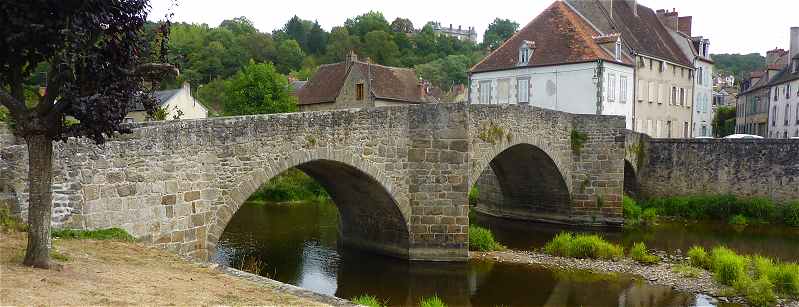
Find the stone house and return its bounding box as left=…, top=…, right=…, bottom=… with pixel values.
left=667, top=25, right=714, bottom=137
left=566, top=0, right=697, bottom=138
left=736, top=46, right=792, bottom=137
left=766, top=27, right=799, bottom=139
left=126, top=82, right=208, bottom=122
left=469, top=1, right=636, bottom=129
left=296, top=52, right=438, bottom=112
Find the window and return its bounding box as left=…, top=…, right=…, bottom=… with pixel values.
left=796, top=103, right=799, bottom=124
left=517, top=78, right=529, bottom=103
left=518, top=40, right=534, bottom=65
left=479, top=81, right=492, bottom=104
left=655, top=120, right=661, bottom=137
left=666, top=121, right=672, bottom=138
left=659, top=61, right=664, bottom=72
left=701, top=125, right=708, bottom=137
left=787, top=104, right=791, bottom=126
left=772, top=106, right=777, bottom=126
left=620, top=76, right=628, bottom=103
left=607, top=74, right=616, bottom=102
left=497, top=79, right=510, bottom=104
left=647, top=119, right=653, bottom=135
left=774, top=87, right=779, bottom=101
left=698, top=67, right=703, bottom=85
left=356, top=83, right=364, bottom=100
left=648, top=81, right=656, bottom=103
left=648, top=59, right=653, bottom=70
left=614, top=40, right=622, bottom=60
left=787, top=83, right=792, bottom=99
left=637, top=80, right=646, bottom=102
left=680, top=88, right=685, bottom=106
left=683, top=122, right=689, bottom=138
left=671, top=87, right=677, bottom=105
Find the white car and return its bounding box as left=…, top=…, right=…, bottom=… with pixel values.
left=694, top=136, right=714, bottom=139
left=723, top=134, right=764, bottom=139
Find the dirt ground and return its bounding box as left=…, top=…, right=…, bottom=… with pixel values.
left=0, top=231, right=327, bottom=306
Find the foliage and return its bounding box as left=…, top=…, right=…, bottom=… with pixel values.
left=687, top=246, right=709, bottom=268
left=50, top=250, right=70, bottom=262
left=570, top=130, right=588, bottom=155
left=629, top=242, right=660, bottom=264
left=783, top=201, right=799, bottom=227
left=152, top=107, right=169, bottom=121
left=362, top=31, right=401, bottom=66
left=672, top=264, right=703, bottom=278
left=468, top=225, right=504, bottom=252
left=468, top=186, right=479, bottom=206
left=250, top=168, right=329, bottom=203
left=478, top=121, right=505, bottom=144
left=712, top=106, right=736, bottom=138
left=196, top=78, right=227, bottom=115
left=351, top=295, right=385, bottom=307
left=483, top=18, right=519, bottom=50
left=623, top=195, right=642, bottom=224
left=275, top=39, right=306, bottom=74
left=543, top=232, right=623, bottom=261
left=51, top=228, right=136, bottom=241
left=729, top=214, right=748, bottom=226
left=419, top=295, right=447, bottom=307
left=415, top=55, right=474, bottom=91
left=0, top=106, right=8, bottom=122
left=390, top=18, right=415, bottom=33
left=637, top=195, right=799, bottom=225
left=237, top=255, right=264, bottom=276
left=640, top=208, right=658, bottom=226
left=710, top=246, right=748, bottom=285
left=221, top=61, right=297, bottom=116
left=711, top=53, right=766, bottom=83
left=0, top=206, right=27, bottom=232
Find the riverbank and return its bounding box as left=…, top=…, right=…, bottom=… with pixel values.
left=0, top=231, right=335, bottom=306
left=471, top=249, right=799, bottom=307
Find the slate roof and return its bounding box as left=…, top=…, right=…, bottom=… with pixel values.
left=740, top=70, right=772, bottom=95
left=297, top=60, right=435, bottom=105
left=564, top=0, right=693, bottom=67
left=290, top=80, right=307, bottom=92
left=471, top=1, right=633, bottom=73
left=766, top=65, right=799, bottom=87
left=129, top=89, right=179, bottom=111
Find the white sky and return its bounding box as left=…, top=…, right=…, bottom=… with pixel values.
left=148, top=0, right=797, bottom=55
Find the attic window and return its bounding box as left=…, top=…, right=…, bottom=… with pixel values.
left=518, top=40, right=535, bottom=66
left=614, top=40, right=622, bottom=61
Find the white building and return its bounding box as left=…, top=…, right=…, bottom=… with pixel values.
left=468, top=1, right=635, bottom=128
left=690, top=38, right=714, bottom=137
left=126, top=82, right=208, bottom=122
left=767, top=28, right=799, bottom=139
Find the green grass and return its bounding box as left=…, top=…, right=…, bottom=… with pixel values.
left=0, top=206, right=27, bottom=232
left=638, top=195, right=799, bottom=226
left=468, top=186, right=479, bottom=205
left=468, top=225, right=504, bottom=252
left=687, top=246, right=709, bottom=268
left=629, top=242, right=659, bottom=264
left=710, top=246, right=748, bottom=285
left=249, top=168, right=330, bottom=203
left=543, top=232, right=623, bottom=261
left=729, top=214, right=748, bottom=226
left=672, top=264, right=703, bottom=278
left=351, top=294, right=385, bottom=307
left=623, top=195, right=641, bottom=223
left=51, top=228, right=135, bottom=241
left=783, top=201, right=799, bottom=227
left=419, top=295, right=447, bottom=307
left=50, top=250, right=70, bottom=262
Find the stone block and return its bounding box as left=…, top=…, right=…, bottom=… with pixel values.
left=161, top=195, right=176, bottom=206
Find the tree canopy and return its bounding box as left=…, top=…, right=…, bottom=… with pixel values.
left=711, top=53, right=766, bottom=83
left=222, top=61, right=297, bottom=116
left=483, top=18, right=519, bottom=50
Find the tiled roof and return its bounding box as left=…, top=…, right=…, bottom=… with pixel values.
left=565, top=0, right=693, bottom=67
left=470, top=1, right=631, bottom=73
left=297, top=59, right=434, bottom=105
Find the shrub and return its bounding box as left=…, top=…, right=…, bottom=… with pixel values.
left=623, top=195, right=641, bottom=222
left=468, top=225, right=504, bottom=252
left=351, top=295, right=385, bottom=307
left=639, top=195, right=796, bottom=225
left=51, top=228, right=135, bottom=241
left=543, top=232, right=623, bottom=260
left=710, top=246, right=748, bottom=286
left=729, top=214, right=748, bottom=226
left=687, top=246, right=709, bottom=268
left=735, top=276, right=777, bottom=307
left=419, top=295, right=447, bottom=307
left=754, top=256, right=799, bottom=297
left=783, top=201, right=799, bottom=227
left=629, top=242, right=659, bottom=264
left=570, top=130, right=589, bottom=155
left=640, top=208, right=658, bottom=226
left=468, top=186, right=479, bottom=205
left=251, top=168, right=329, bottom=203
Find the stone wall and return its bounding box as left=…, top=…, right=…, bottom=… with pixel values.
left=636, top=138, right=799, bottom=203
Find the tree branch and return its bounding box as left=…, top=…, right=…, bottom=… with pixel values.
left=0, top=87, right=27, bottom=116
left=38, top=58, right=66, bottom=116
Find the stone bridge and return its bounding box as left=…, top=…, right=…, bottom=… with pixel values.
left=0, top=103, right=626, bottom=261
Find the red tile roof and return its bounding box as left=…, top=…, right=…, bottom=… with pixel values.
left=470, top=1, right=632, bottom=73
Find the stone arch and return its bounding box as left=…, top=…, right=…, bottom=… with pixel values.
left=470, top=140, right=572, bottom=222
left=205, top=148, right=410, bottom=260
left=623, top=159, right=640, bottom=198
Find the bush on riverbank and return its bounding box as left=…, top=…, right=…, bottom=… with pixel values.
left=629, top=242, right=659, bottom=264
left=469, top=225, right=504, bottom=251
left=543, top=232, right=623, bottom=260
left=419, top=295, right=447, bottom=307
left=51, top=228, right=135, bottom=241
left=468, top=186, right=479, bottom=206
left=639, top=195, right=799, bottom=226
left=351, top=294, right=385, bottom=307
left=623, top=196, right=656, bottom=227
left=250, top=168, right=329, bottom=203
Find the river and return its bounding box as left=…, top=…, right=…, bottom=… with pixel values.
left=213, top=201, right=737, bottom=307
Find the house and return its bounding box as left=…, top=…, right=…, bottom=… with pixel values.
left=735, top=45, right=793, bottom=137
left=296, top=52, right=438, bottom=112
left=713, top=88, right=736, bottom=108
left=566, top=0, right=697, bottom=138
left=665, top=22, right=714, bottom=137
left=126, top=82, right=208, bottom=122
left=431, top=22, right=478, bottom=42
left=766, top=28, right=799, bottom=139
left=468, top=1, right=636, bottom=128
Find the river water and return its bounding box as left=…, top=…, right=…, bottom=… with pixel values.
left=213, top=201, right=736, bottom=307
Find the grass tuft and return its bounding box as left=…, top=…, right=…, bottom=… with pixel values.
left=50, top=250, right=70, bottom=262
left=468, top=225, right=504, bottom=252
left=419, top=295, right=447, bottom=307
left=672, top=264, right=703, bottom=278
left=351, top=294, right=385, bottom=307
left=52, top=228, right=135, bottom=241
left=543, top=232, right=623, bottom=261
left=0, top=206, right=27, bottom=232
left=710, top=246, right=748, bottom=286
left=687, top=246, right=709, bottom=269
left=629, top=242, right=659, bottom=264
left=729, top=214, right=748, bottom=226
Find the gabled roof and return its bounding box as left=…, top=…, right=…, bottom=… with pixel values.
left=766, top=64, right=799, bottom=87
left=129, top=89, right=179, bottom=112
left=565, top=0, right=693, bottom=67
left=297, top=59, right=435, bottom=105
left=740, top=70, right=772, bottom=95
left=470, top=1, right=632, bottom=73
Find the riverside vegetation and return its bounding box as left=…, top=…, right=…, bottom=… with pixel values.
left=350, top=294, right=448, bottom=307
left=623, top=194, right=799, bottom=227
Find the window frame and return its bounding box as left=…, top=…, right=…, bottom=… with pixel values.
left=619, top=76, right=628, bottom=103
left=478, top=80, right=492, bottom=104
left=356, top=83, right=365, bottom=101
left=516, top=77, right=530, bottom=104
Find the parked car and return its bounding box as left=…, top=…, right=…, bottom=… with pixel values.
left=723, top=134, right=764, bottom=139
left=694, top=136, right=714, bottom=139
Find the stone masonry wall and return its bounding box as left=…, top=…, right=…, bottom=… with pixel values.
left=637, top=138, right=799, bottom=203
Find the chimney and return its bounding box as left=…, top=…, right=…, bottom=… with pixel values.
left=346, top=50, right=358, bottom=65
left=658, top=9, right=679, bottom=31
left=766, top=48, right=786, bottom=66
left=418, top=80, right=426, bottom=98
left=791, top=27, right=799, bottom=61
left=678, top=16, right=692, bottom=36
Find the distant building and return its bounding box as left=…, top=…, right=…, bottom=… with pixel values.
left=714, top=74, right=735, bottom=88
left=765, top=28, right=799, bottom=139
left=469, top=1, right=635, bottom=128
left=713, top=88, right=736, bottom=108
left=126, top=82, right=208, bottom=122
left=431, top=22, right=477, bottom=42
left=296, top=52, right=438, bottom=111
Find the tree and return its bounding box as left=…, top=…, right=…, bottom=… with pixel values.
left=415, top=55, right=472, bottom=90
left=325, top=27, right=355, bottom=62
left=220, top=17, right=257, bottom=35
left=362, top=31, right=401, bottom=66
left=390, top=18, right=415, bottom=33
left=283, top=15, right=310, bottom=50
left=0, top=0, right=173, bottom=268
left=483, top=18, right=519, bottom=50
left=344, top=11, right=390, bottom=38
left=276, top=39, right=306, bottom=74
left=222, top=61, right=297, bottom=116
left=712, top=106, right=737, bottom=137
left=306, top=21, right=328, bottom=55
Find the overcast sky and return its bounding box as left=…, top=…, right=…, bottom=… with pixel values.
left=148, top=0, right=796, bottom=55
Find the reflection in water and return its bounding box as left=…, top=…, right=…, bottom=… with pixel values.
left=473, top=213, right=799, bottom=262
left=216, top=202, right=722, bottom=307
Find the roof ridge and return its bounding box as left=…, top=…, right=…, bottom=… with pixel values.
left=559, top=1, right=613, bottom=61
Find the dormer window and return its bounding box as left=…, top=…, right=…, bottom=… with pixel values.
left=518, top=40, right=535, bottom=66
left=614, top=40, right=622, bottom=61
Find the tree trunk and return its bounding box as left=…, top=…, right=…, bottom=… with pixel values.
left=23, top=133, right=54, bottom=269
